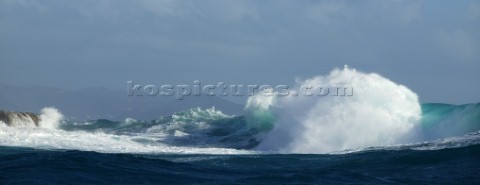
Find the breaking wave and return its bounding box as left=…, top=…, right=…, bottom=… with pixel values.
left=0, top=67, right=479, bottom=154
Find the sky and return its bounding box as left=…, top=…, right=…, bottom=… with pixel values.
left=0, top=0, right=479, bottom=104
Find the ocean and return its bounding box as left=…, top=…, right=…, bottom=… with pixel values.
left=1, top=68, right=479, bottom=184
left=1, top=103, right=479, bottom=184
left=1, top=144, right=479, bottom=184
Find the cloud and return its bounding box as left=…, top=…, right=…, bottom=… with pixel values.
left=1, top=0, right=479, bottom=103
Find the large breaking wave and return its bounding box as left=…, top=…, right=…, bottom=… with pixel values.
left=0, top=67, right=479, bottom=154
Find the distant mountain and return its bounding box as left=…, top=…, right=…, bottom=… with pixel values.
left=0, top=84, right=244, bottom=121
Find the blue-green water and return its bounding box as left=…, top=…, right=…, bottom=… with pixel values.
left=1, top=103, right=480, bottom=184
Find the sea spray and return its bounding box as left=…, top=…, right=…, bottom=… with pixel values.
left=244, top=94, right=276, bottom=131
left=39, top=107, right=63, bottom=129
left=2, top=68, right=480, bottom=155
left=255, top=66, right=422, bottom=153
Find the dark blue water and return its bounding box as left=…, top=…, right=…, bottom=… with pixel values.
left=1, top=103, right=480, bottom=184
left=1, top=145, right=479, bottom=184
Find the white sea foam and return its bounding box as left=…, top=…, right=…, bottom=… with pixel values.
left=254, top=66, right=422, bottom=153
left=2, top=67, right=478, bottom=155
left=0, top=123, right=252, bottom=154
left=38, top=107, right=63, bottom=129
left=0, top=107, right=251, bottom=154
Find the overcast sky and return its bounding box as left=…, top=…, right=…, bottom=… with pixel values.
left=1, top=0, right=479, bottom=104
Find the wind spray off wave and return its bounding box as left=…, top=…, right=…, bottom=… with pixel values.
left=252, top=66, right=422, bottom=153
left=0, top=107, right=252, bottom=154
left=0, top=107, right=62, bottom=128
left=0, top=67, right=479, bottom=155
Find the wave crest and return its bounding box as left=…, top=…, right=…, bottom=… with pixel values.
left=255, top=66, right=422, bottom=153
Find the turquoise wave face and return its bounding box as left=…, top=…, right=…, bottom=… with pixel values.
left=421, top=103, right=480, bottom=140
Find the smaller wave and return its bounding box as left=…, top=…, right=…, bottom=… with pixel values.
left=1, top=106, right=479, bottom=155
left=420, top=103, right=480, bottom=140
left=332, top=130, right=480, bottom=154
left=59, top=107, right=274, bottom=149
left=0, top=107, right=254, bottom=155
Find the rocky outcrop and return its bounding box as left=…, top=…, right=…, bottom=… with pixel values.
left=0, top=110, right=40, bottom=126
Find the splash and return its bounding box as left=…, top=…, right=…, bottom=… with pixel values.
left=254, top=66, right=422, bottom=153
left=244, top=94, right=276, bottom=131
left=1, top=67, right=479, bottom=155
left=39, top=107, right=63, bottom=129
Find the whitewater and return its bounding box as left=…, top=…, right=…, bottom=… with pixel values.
left=1, top=66, right=479, bottom=155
